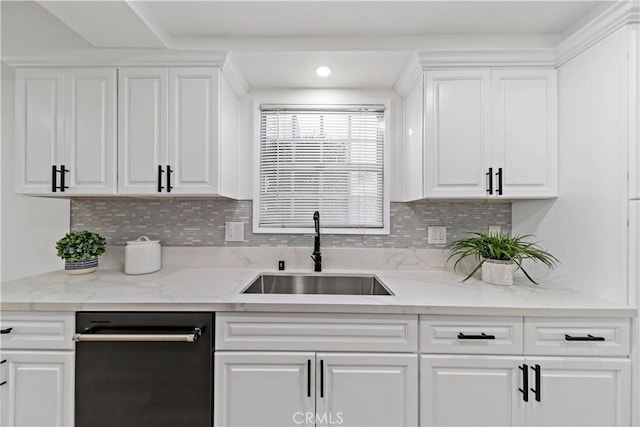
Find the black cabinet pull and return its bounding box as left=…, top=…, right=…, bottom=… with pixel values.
left=0, top=327, right=12, bottom=334
left=0, top=381, right=6, bottom=387
left=496, top=168, right=503, bottom=195
left=530, top=364, right=541, bottom=402
left=518, top=364, right=529, bottom=402
left=320, top=360, right=324, bottom=398
left=486, top=167, right=493, bottom=195
left=564, top=334, right=605, bottom=342
left=457, top=332, right=496, bottom=340
left=52, top=165, right=58, bottom=192
left=307, top=359, right=311, bottom=397
left=157, top=165, right=165, bottom=193
left=166, top=165, right=173, bottom=193
left=0, top=359, right=6, bottom=364
left=60, top=165, right=69, bottom=192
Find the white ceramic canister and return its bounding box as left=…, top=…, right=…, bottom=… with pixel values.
left=125, top=236, right=162, bottom=275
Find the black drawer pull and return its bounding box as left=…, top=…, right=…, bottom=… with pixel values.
left=564, top=334, right=605, bottom=342
left=1, top=327, right=12, bottom=334
left=52, top=165, right=58, bottom=192
left=530, top=364, right=541, bottom=402
left=60, top=165, right=69, bottom=192
left=0, top=381, right=6, bottom=387
left=486, top=167, right=493, bottom=195
left=166, top=165, right=173, bottom=193
left=0, top=360, right=6, bottom=364
left=320, top=360, right=324, bottom=398
left=307, top=359, right=311, bottom=397
left=518, top=364, right=528, bottom=402
left=157, top=165, right=165, bottom=193
left=457, top=332, right=496, bottom=340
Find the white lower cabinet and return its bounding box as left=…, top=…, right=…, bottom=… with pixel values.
left=0, top=350, right=74, bottom=427
left=420, top=355, right=525, bottom=427
left=215, top=351, right=418, bottom=427
left=215, top=352, right=314, bottom=427
left=526, top=357, right=631, bottom=427
left=0, top=311, right=75, bottom=427
left=419, top=315, right=632, bottom=426
left=317, top=353, right=418, bottom=427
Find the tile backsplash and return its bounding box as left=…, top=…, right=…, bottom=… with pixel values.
left=71, top=199, right=511, bottom=248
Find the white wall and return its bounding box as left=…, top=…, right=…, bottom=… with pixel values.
left=0, top=1, right=79, bottom=282
left=512, top=27, right=631, bottom=304
left=236, top=88, right=404, bottom=201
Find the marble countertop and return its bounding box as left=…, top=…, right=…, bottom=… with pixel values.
left=0, top=266, right=635, bottom=317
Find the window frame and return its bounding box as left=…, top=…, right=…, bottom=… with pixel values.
left=252, top=99, right=391, bottom=235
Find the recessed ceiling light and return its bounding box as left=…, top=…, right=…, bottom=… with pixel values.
left=315, top=66, right=331, bottom=77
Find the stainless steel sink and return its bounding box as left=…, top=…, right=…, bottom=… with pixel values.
left=242, top=274, right=394, bottom=296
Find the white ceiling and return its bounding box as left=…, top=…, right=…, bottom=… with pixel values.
left=3, top=1, right=611, bottom=89
left=233, top=51, right=412, bottom=88
left=144, top=1, right=604, bottom=37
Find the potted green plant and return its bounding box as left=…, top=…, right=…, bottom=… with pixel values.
left=55, top=230, right=106, bottom=275
left=446, top=232, right=558, bottom=285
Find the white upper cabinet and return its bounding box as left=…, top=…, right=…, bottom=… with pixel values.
left=416, top=68, right=558, bottom=200
left=424, top=70, right=491, bottom=198
left=118, top=68, right=168, bottom=195
left=491, top=70, right=557, bottom=198
left=64, top=69, right=117, bottom=195
left=17, top=65, right=241, bottom=198
left=167, top=68, right=220, bottom=195
left=15, top=69, right=63, bottom=194
left=16, top=68, right=116, bottom=196
left=403, top=76, right=425, bottom=201
left=119, top=67, right=238, bottom=197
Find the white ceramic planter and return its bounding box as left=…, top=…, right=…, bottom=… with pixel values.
left=481, top=259, right=517, bottom=286
left=65, top=257, right=98, bottom=275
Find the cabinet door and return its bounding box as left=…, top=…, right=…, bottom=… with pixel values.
left=167, top=68, right=220, bottom=195
left=0, top=350, right=74, bottom=427
left=214, top=352, right=315, bottom=427
left=525, top=357, right=631, bottom=427
left=403, top=76, right=424, bottom=201
left=317, top=353, right=418, bottom=427
left=424, top=70, right=491, bottom=198
left=15, top=68, right=64, bottom=194
left=491, top=70, right=557, bottom=198
left=118, top=68, right=168, bottom=194
left=420, top=355, right=525, bottom=427
left=64, top=68, right=117, bottom=195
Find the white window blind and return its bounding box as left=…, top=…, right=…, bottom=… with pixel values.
left=259, top=105, right=385, bottom=230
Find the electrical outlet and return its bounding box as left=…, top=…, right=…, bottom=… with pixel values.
left=225, top=222, right=245, bottom=242
left=489, top=226, right=502, bottom=235
left=428, top=226, right=447, bottom=245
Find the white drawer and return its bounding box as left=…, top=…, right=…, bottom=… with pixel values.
left=216, top=312, right=418, bottom=352
left=0, top=311, right=75, bottom=350
left=524, top=317, right=630, bottom=356
left=420, top=315, right=523, bottom=354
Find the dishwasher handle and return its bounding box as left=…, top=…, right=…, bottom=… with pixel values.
left=73, top=325, right=204, bottom=343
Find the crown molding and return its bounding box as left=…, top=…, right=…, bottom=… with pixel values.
left=221, top=52, right=250, bottom=98
left=393, top=48, right=555, bottom=97
left=555, top=0, right=640, bottom=67
left=393, top=53, right=421, bottom=97
left=1, top=49, right=230, bottom=67
left=417, top=48, right=556, bottom=69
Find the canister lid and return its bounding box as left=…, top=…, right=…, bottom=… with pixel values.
left=126, top=235, right=160, bottom=245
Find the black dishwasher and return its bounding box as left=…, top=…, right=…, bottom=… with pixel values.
left=74, top=312, right=213, bottom=427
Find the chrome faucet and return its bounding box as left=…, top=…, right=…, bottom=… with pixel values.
left=311, top=211, right=322, bottom=272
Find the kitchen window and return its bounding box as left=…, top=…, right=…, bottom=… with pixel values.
left=255, top=104, right=388, bottom=234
